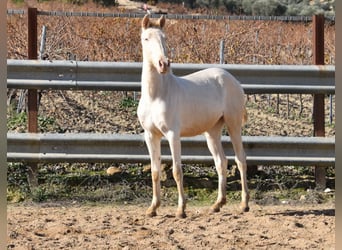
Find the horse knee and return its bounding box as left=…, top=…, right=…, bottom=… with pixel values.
left=216, top=158, right=227, bottom=173
left=151, top=169, right=160, bottom=182
left=172, top=166, right=183, bottom=183
left=172, top=170, right=181, bottom=182
left=235, top=154, right=247, bottom=170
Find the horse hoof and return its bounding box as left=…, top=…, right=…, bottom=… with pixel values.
left=146, top=209, right=157, bottom=217
left=146, top=212, right=157, bottom=217
left=176, top=211, right=186, bottom=219
left=240, top=205, right=250, bottom=213
left=209, top=206, right=221, bottom=214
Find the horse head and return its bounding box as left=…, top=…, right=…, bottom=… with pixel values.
left=141, top=14, right=170, bottom=74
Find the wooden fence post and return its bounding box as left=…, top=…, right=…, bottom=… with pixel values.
left=313, top=14, right=326, bottom=190
left=27, top=7, right=39, bottom=188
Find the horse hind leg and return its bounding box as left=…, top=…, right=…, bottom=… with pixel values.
left=226, top=119, right=250, bottom=213
left=204, top=120, right=227, bottom=213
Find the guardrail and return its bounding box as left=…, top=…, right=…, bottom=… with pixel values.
left=7, top=60, right=335, bottom=94
left=7, top=59, right=335, bottom=188
left=7, top=133, right=335, bottom=167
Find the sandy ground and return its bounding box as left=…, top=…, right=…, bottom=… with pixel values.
left=7, top=201, right=335, bottom=250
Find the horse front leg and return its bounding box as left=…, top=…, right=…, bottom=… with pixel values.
left=144, top=131, right=162, bottom=217
left=167, top=132, right=186, bottom=218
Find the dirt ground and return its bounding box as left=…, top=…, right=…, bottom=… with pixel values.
left=7, top=201, right=335, bottom=250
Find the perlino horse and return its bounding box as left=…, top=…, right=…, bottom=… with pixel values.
left=137, top=14, right=249, bottom=218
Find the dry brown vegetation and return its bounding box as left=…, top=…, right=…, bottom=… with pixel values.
left=7, top=9, right=336, bottom=64
left=6, top=4, right=335, bottom=136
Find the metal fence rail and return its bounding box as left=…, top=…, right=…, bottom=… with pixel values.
left=7, top=133, right=335, bottom=167
left=7, top=60, right=335, bottom=94
left=6, top=59, right=336, bottom=169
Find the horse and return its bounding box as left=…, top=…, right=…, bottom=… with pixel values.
left=137, top=14, right=249, bottom=218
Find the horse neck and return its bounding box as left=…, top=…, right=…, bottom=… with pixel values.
left=141, top=62, right=171, bottom=100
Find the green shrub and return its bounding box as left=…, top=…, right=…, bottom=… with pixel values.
left=7, top=162, right=30, bottom=203
left=242, top=0, right=287, bottom=15
left=10, top=0, right=25, bottom=4
left=119, top=97, right=139, bottom=109
left=92, top=0, right=118, bottom=7
left=7, top=112, right=27, bottom=132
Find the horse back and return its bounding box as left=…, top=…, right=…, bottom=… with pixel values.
left=180, top=67, right=244, bottom=99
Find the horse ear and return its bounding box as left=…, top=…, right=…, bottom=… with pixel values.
left=158, top=15, right=166, bottom=29
left=142, top=14, right=150, bottom=29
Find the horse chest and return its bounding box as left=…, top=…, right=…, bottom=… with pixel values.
left=137, top=98, right=171, bottom=134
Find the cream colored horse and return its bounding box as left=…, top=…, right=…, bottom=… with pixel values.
left=137, top=15, right=249, bottom=218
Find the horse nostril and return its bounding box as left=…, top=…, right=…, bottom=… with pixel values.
left=158, top=59, right=169, bottom=73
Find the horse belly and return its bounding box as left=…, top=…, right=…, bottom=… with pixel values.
left=178, top=84, right=224, bottom=137
left=179, top=105, right=223, bottom=137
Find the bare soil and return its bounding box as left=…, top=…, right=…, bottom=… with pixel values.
left=7, top=201, right=334, bottom=250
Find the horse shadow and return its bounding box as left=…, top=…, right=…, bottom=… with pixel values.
left=266, top=208, right=335, bottom=217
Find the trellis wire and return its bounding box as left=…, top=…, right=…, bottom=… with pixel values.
left=6, top=9, right=335, bottom=22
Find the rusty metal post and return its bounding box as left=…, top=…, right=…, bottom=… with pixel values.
left=27, top=7, right=39, bottom=188
left=313, top=15, right=326, bottom=190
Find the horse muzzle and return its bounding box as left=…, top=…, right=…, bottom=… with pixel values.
left=158, top=58, right=170, bottom=74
